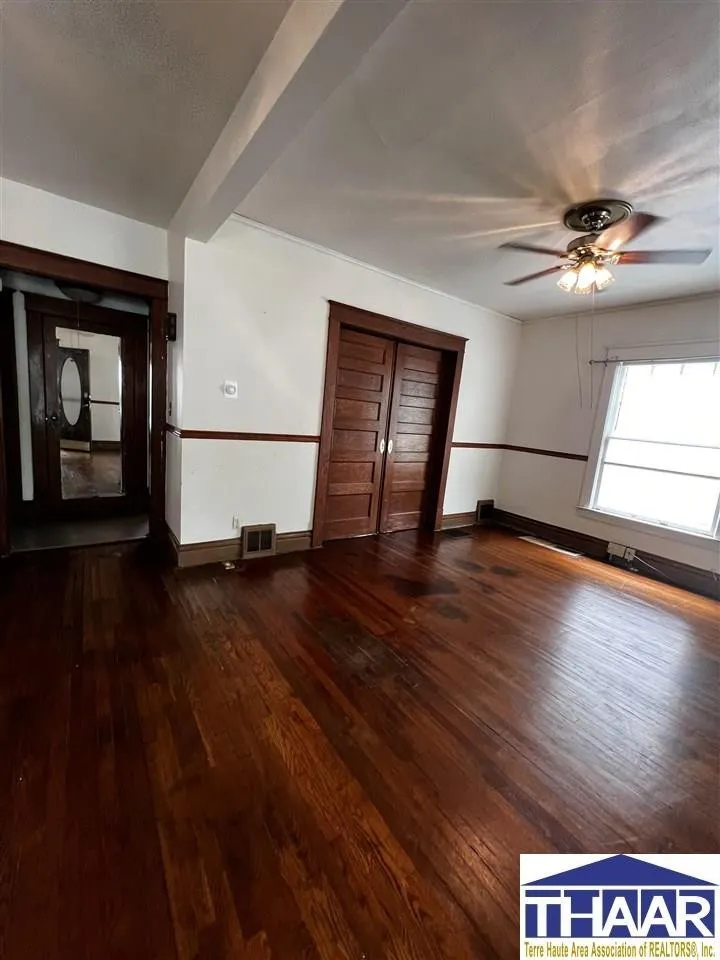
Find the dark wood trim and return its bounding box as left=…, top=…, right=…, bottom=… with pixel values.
left=501, top=444, right=588, bottom=462
left=90, top=440, right=122, bottom=452
left=451, top=442, right=504, bottom=450
left=0, top=357, right=7, bottom=556
left=0, top=240, right=166, bottom=300
left=311, top=317, right=342, bottom=548
left=329, top=301, right=468, bottom=352
left=166, top=425, right=320, bottom=443
left=0, top=291, right=21, bottom=532
left=434, top=347, right=464, bottom=532
left=22, top=294, right=148, bottom=327
left=440, top=512, right=477, bottom=530
left=25, top=308, right=50, bottom=506
left=169, top=529, right=313, bottom=568
left=451, top=441, right=588, bottom=461
left=0, top=244, right=168, bottom=545
left=149, top=298, right=167, bottom=540
left=493, top=509, right=719, bottom=601
left=313, top=303, right=466, bottom=548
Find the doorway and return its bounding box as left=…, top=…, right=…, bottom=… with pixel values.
left=0, top=241, right=167, bottom=558
left=312, top=302, right=466, bottom=546
left=0, top=269, right=163, bottom=552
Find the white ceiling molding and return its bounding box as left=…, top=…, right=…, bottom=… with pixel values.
left=171, top=0, right=411, bottom=242
left=230, top=213, right=522, bottom=325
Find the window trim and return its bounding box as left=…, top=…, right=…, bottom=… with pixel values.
left=579, top=340, right=720, bottom=543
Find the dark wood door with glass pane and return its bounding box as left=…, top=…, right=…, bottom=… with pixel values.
left=379, top=342, right=445, bottom=533
left=25, top=295, right=149, bottom=518
left=321, top=328, right=395, bottom=541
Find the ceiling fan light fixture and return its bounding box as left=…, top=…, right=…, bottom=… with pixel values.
left=574, top=260, right=597, bottom=293
left=556, top=268, right=578, bottom=292
left=594, top=264, right=615, bottom=290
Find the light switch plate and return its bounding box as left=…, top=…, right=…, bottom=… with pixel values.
left=222, top=380, right=238, bottom=399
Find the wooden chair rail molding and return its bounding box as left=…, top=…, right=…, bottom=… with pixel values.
left=452, top=442, right=589, bottom=462
left=165, top=426, right=589, bottom=461
left=166, top=426, right=321, bottom=442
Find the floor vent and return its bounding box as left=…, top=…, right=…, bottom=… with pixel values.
left=241, top=524, right=277, bottom=559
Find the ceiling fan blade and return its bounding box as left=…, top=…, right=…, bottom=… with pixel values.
left=597, top=212, right=663, bottom=251
left=617, top=249, right=712, bottom=265
left=504, top=266, right=564, bottom=286
left=500, top=241, right=566, bottom=257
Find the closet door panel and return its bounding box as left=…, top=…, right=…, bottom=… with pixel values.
left=322, top=328, right=395, bottom=540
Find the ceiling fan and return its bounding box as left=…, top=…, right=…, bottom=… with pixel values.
left=500, top=198, right=712, bottom=294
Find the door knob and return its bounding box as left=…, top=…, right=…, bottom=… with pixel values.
left=379, top=438, right=386, bottom=454
left=388, top=439, right=394, bottom=454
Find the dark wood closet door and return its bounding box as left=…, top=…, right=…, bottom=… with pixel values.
left=380, top=342, right=444, bottom=533
left=322, top=328, right=395, bottom=540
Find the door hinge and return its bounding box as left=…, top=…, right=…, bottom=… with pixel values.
left=166, top=312, right=177, bottom=342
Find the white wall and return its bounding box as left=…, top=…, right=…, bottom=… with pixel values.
left=175, top=217, right=520, bottom=544
left=497, top=295, right=720, bottom=572
left=0, top=178, right=167, bottom=279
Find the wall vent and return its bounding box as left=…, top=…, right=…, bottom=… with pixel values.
left=476, top=499, right=495, bottom=524
left=241, top=524, right=277, bottom=559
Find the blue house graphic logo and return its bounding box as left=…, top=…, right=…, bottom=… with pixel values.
left=522, top=855, right=718, bottom=940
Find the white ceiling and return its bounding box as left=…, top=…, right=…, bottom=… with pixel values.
left=0, top=0, right=290, bottom=225
left=239, top=0, right=720, bottom=320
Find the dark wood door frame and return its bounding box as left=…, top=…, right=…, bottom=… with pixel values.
left=0, top=240, right=168, bottom=554
left=312, top=301, right=466, bottom=548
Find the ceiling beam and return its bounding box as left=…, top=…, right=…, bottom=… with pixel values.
left=171, top=0, right=409, bottom=242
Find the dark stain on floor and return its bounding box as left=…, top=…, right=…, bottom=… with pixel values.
left=313, top=614, right=423, bottom=688
left=386, top=575, right=459, bottom=598
left=491, top=566, right=520, bottom=577
left=433, top=601, right=470, bottom=622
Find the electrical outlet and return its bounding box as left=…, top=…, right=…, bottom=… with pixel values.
left=624, top=547, right=636, bottom=562
left=607, top=542, right=627, bottom=557
left=232, top=515, right=240, bottom=530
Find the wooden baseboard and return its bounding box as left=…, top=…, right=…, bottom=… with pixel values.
left=492, top=510, right=608, bottom=560
left=170, top=529, right=313, bottom=568
left=440, top=512, right=477, bottom=530
left=91, top=440, right=121, bottom=452
left=492, top=509, right=719, bottom=601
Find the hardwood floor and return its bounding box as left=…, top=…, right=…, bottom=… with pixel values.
left=60, top=448, right=122, bottom=499
left=0, top=528, right=717, bottom=959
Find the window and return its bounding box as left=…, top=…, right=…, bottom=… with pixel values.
left=585, top=359, right=720, bottom=538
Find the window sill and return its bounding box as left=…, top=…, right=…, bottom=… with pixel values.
left=576, top=506, right=720, bottom=551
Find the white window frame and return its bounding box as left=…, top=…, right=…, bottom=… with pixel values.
left=578, top=340, right=720, bottom=547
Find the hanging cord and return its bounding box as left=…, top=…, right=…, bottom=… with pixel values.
left=589, top=287, right=595, bottom=408
left=574, top=312, right=583, bottom=408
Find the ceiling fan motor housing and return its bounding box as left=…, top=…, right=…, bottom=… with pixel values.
left=563, top=198, right=634, bottom=234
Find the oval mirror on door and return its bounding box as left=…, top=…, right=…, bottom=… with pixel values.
left=60, top=356, right=82, bottom=426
